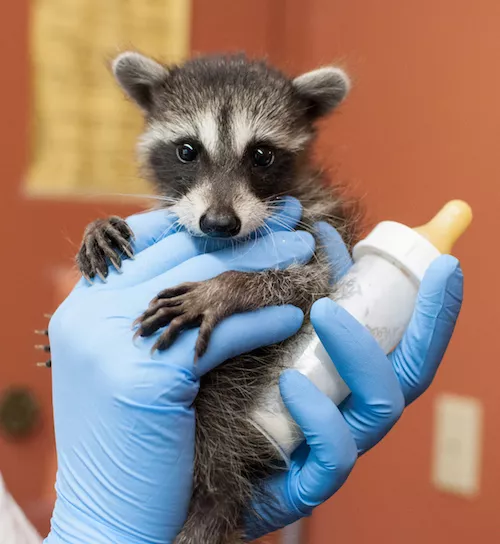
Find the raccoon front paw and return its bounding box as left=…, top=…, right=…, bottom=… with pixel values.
left=134, top=272, right=243, bottom=359
left=77, top=216, right=135, bottom=283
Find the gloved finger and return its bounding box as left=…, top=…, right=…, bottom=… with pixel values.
left=314, top=222, right=353, bottom=282
left=126, top=196, right=302, bottom=246
left=82, top=231, right=207, bottom=290
left=125, top=196, right=302, bottom=253
left=146, top=306, right=305, bottom=377
left=245, top=371, right=357, bottom=539
left=134, top=230, right=315, bottom=305
left=125, top=208, right=178, bottom=254
left=311, top=298, right=405, bottom=454
left=89, top=197, right=306, bottom=288
left=390, top=255, right=463, bottom=405
left=264, top=196, right=303, bottom=233
left=187, top=196, right=305, bottom=254
left=280, top=370, right=357, bottom=509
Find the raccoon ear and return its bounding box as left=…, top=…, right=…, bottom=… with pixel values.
left=112, top=52, right=168, bottom=112
left=293, top=67, right=350, bottom=119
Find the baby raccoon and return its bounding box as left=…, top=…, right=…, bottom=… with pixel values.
left=77, top=52, right=361, bottom=543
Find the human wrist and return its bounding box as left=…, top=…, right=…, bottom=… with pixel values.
left=45, top=496, right=177, bottom=544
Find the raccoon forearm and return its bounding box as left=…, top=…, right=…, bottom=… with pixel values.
left=219, top=263, right=330, bottom=316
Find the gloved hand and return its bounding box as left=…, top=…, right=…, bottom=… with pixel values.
left=246, top=222, right=463, bottom=539
left=44, top=198, right=321, bottom=544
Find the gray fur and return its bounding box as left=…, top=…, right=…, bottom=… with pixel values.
left=293, top=66, right=351, bottom=118
left=112, top=52, right=169, bottom=111
left=81, top=52, right=363, bottom=543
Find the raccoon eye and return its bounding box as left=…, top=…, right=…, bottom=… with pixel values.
left=252, top=146, right=275, bottom=168
left=176, top=143, right=198, bottom=163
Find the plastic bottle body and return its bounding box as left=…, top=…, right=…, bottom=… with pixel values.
left=251, top=253, right=421, bottom=460
left=250, top=218, right=447, bottom=461
left=335, top=254, right=419, bottom=353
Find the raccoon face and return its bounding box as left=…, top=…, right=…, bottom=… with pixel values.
left=112, top=52, right=350, bottom=238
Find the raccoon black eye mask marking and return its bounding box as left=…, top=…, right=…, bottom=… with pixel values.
left=246, top=144, right=296, bottom=200
left=148, top=136, right=294, bottom=235
left=71, top=52, right=357, bottom=544
left=147, top=140, right=201, bottom=196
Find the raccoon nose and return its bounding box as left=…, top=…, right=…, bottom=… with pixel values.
left=199, top=211, right=241, bottom=237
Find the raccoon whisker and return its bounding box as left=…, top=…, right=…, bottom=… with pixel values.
left=296, top=237, right=317, bottom=264
left=232, top=237, right=240, bottom=258
left=125, top=204, right=173, bottom=217
left=267, top=216, right=323, bottom=267
left=152, top=214, right=188, bottom=243
left=156, top=219, right=182, bottom=242
left=243, top=232, right=255, bottom=245
left=186, top=230, right=205, bottom=238
left=316, top=211, right=354, bottom=223
left=100, top=192, right=180, bottom=204
left=263, top=215, right=295, bottom=231
left=244, top=232, right=260, bottom=259
left=172, top=187, right=189, bottom=200
left=263, top=188, right=303, bottom=202
left=168, top=208, right=200, bottom=237
left=267, top=214, right=349, bottom=247
left=265, top=194, right=335, bottom=205
left=261, top=222, right=281, bottom=266
left=263, top=216, right=322, bottom=267
left=171, top=218, right=184, bottom=230
left=266, top=197, right=359, bottom=227
left=227, top=231, right=258, bottom=263
left=264, top=215, right=314, bottom=235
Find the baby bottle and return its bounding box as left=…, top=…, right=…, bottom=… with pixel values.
left=251, top=200, right=473, bottom=461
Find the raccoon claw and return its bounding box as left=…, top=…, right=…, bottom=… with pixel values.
left=151, top=314, right=201, bottom=354
left=76, top=216, right=134, bottom=282
left=135, top=278, right=236, bottom=359
left=149, top=312, right=216, bottom=359
left=96, top=269, right=108, bottom=284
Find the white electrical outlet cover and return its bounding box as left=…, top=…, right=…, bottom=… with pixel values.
left=432, top=393, right=483, bottom=497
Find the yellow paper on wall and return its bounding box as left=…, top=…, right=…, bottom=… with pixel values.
left=26, top=0, right=191, bottom=198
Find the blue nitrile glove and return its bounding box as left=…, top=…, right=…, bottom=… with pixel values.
left=245, top=222, right=463, bottom=539
left=44, top=198, right=319, bottom=544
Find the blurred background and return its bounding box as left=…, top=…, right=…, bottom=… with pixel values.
left=0, top=0, right=496, bottom=542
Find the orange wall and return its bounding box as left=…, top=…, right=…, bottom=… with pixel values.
left=0, top=1, right=142, bottom=535
left=293, top=2, right=497, bottom=543
left=0, top=1, right=496, bottom=542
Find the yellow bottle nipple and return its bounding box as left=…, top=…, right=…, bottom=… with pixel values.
left=413, top=200, right=473, bottom=254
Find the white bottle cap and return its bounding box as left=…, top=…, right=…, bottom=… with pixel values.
left=353, top=221, right=441, bottom=282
